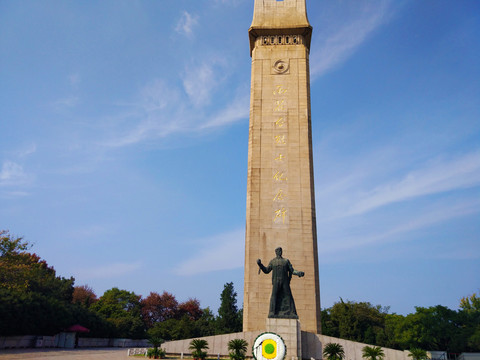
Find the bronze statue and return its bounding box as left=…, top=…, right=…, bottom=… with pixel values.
left=257, top=247, right=304, bottom=319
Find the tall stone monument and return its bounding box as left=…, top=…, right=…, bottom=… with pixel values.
left=243, top=0, right=321, bottom=334
left=165, top=3, right=418, bottom=359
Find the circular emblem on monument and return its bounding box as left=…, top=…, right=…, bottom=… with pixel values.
left=252, top=332, right=286, bottom=360
left=273, top=60, right=289, bottom=74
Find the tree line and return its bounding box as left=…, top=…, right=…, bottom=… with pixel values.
left=1, top=230, right=478, bottom=354
left=0, top=230, right=242, bottom=339
left=321, top=296, right=480, bottom=353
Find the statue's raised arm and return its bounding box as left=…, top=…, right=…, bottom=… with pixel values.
left=257, top=258, right=271, bottom=274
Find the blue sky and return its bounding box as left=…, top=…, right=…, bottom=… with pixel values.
left=1, top=0, right=479, bottom=316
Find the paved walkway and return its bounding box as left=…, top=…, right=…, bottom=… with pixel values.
left=0, top=348, right=131, bottom=360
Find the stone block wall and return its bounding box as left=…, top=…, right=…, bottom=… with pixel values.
left=163, top=331, right=260, bottom=357
left=302, top=333, right=410, bottom=360
left=0, top=335, right=149, bottom=349
left=0, top=336, right=36, bottom=349
left=164, top=331, right=412, bottom=360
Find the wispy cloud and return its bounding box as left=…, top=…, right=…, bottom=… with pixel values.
left=101, top=80, right=183, bottom=147
left=319, top=198, right=480, bottom=257
left=0, top=161, right=30, bottom=186
left=0, top=190, right=30, bottom=198
left=14, top=143, right=37, bottom=158
left=101, top=69, right=248, bottom=148
left=346, top=151, right=480, bottom=216
left=310, top=1, right=392, bottom=79
left=175, top=229, right=244, bottom=276
left=74, top=261, right=142, bottom=280
left=52, top=96, right=80, bottom=111
left=200, top=92, right=249, bottom=130
left=314, top=135, right=480, bottom=262
left=175, top=11, right=198, bottom=37
left=182, top=59, right=226, bottom=107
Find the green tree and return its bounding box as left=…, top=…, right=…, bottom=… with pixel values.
left=323, top=299, right=389, bottom=346
left=388, top=306, right=462, bottom=352
left=147, top=314, right=199, bottom=341
left=0, top=231, right=74, bottom=300
left=321, top=308, right=337, bottom=337
left=458, top=292, right=480, bottom=351
left=0, top=231, right=122, bottom=338
left=362, top=346, right=385, bottom=360
left=460, top=293, right=480, bottom=312
left=228, top=339, right=249, bottom=360
left=149, top=319, right=177, bottom=341
left=91, top=287, right=145, bottom=338
left=322, top=343, right=345, bottom=360
left=0, top=230, right=30, bottom=256
left=0, top=231, right=84, bottom=336
left=147, top=326, right=165, bottom=359
left=189, top=338, right=209, bottom=360
left=216, top=282, right=242, bottom=334
left=384, top=313, right=406, bottom=349
left=196, top=307, right=216, bottom=337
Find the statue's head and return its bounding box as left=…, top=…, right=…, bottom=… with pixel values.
left=275, top=247, right=283, bottom=257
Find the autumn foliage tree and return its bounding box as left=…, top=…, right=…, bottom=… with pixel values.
left=4, top=229, right=478, bottom=350
left=178, top=298, right=203, bottom=321
left=141, top=291, right=179, bottom=327
left=0, top=230, right=112, bottom=336
left=72, top=285, right=98, bottom=307
left=0, top=230, right=74, bottom=300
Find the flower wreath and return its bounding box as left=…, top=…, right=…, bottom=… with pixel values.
left=252, top=332, right=286, bottom=360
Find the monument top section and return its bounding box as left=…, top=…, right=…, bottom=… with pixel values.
left=249, top=0, right=312, bottom=54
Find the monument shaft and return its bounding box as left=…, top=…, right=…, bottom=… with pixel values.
left=244, top=0, right=321, bottom=334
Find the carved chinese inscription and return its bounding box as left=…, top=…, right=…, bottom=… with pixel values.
left=272, top=82, right=289, bottom=226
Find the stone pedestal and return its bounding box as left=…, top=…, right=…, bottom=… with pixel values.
left=266, top=318, right=301, bottom=360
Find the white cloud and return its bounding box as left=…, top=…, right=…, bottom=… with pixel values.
left=183, top=62, right=220, bottom=107
left=319, top=198, right=480, bottom=257
left=14, top=143, right=37, bottom=158
left=175, top=229, right=244, bottom=276
left=0, top=190, right=30, bottom=198
left=0, top=161, right=29, bottom=186
left=74, top=261, right=142, bottom=280
left=314, top=141, right=480, bottom=262
left=101, top=80, right=184, bottom=147
left=310, top=1, right=391, bottom=79
left=175, top=11, right=198, bottom=37
left=200, top=93, right=249, bottom=130
left=52, top=96, right=80, bottom=111
left=102, top=73, right=248, bottom=148
left=346, top=150, right=480, bottom=216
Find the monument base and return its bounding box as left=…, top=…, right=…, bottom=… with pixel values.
left=162, top=328, right=411, bottom=360
left=266, top=318, right=301, bottom=360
